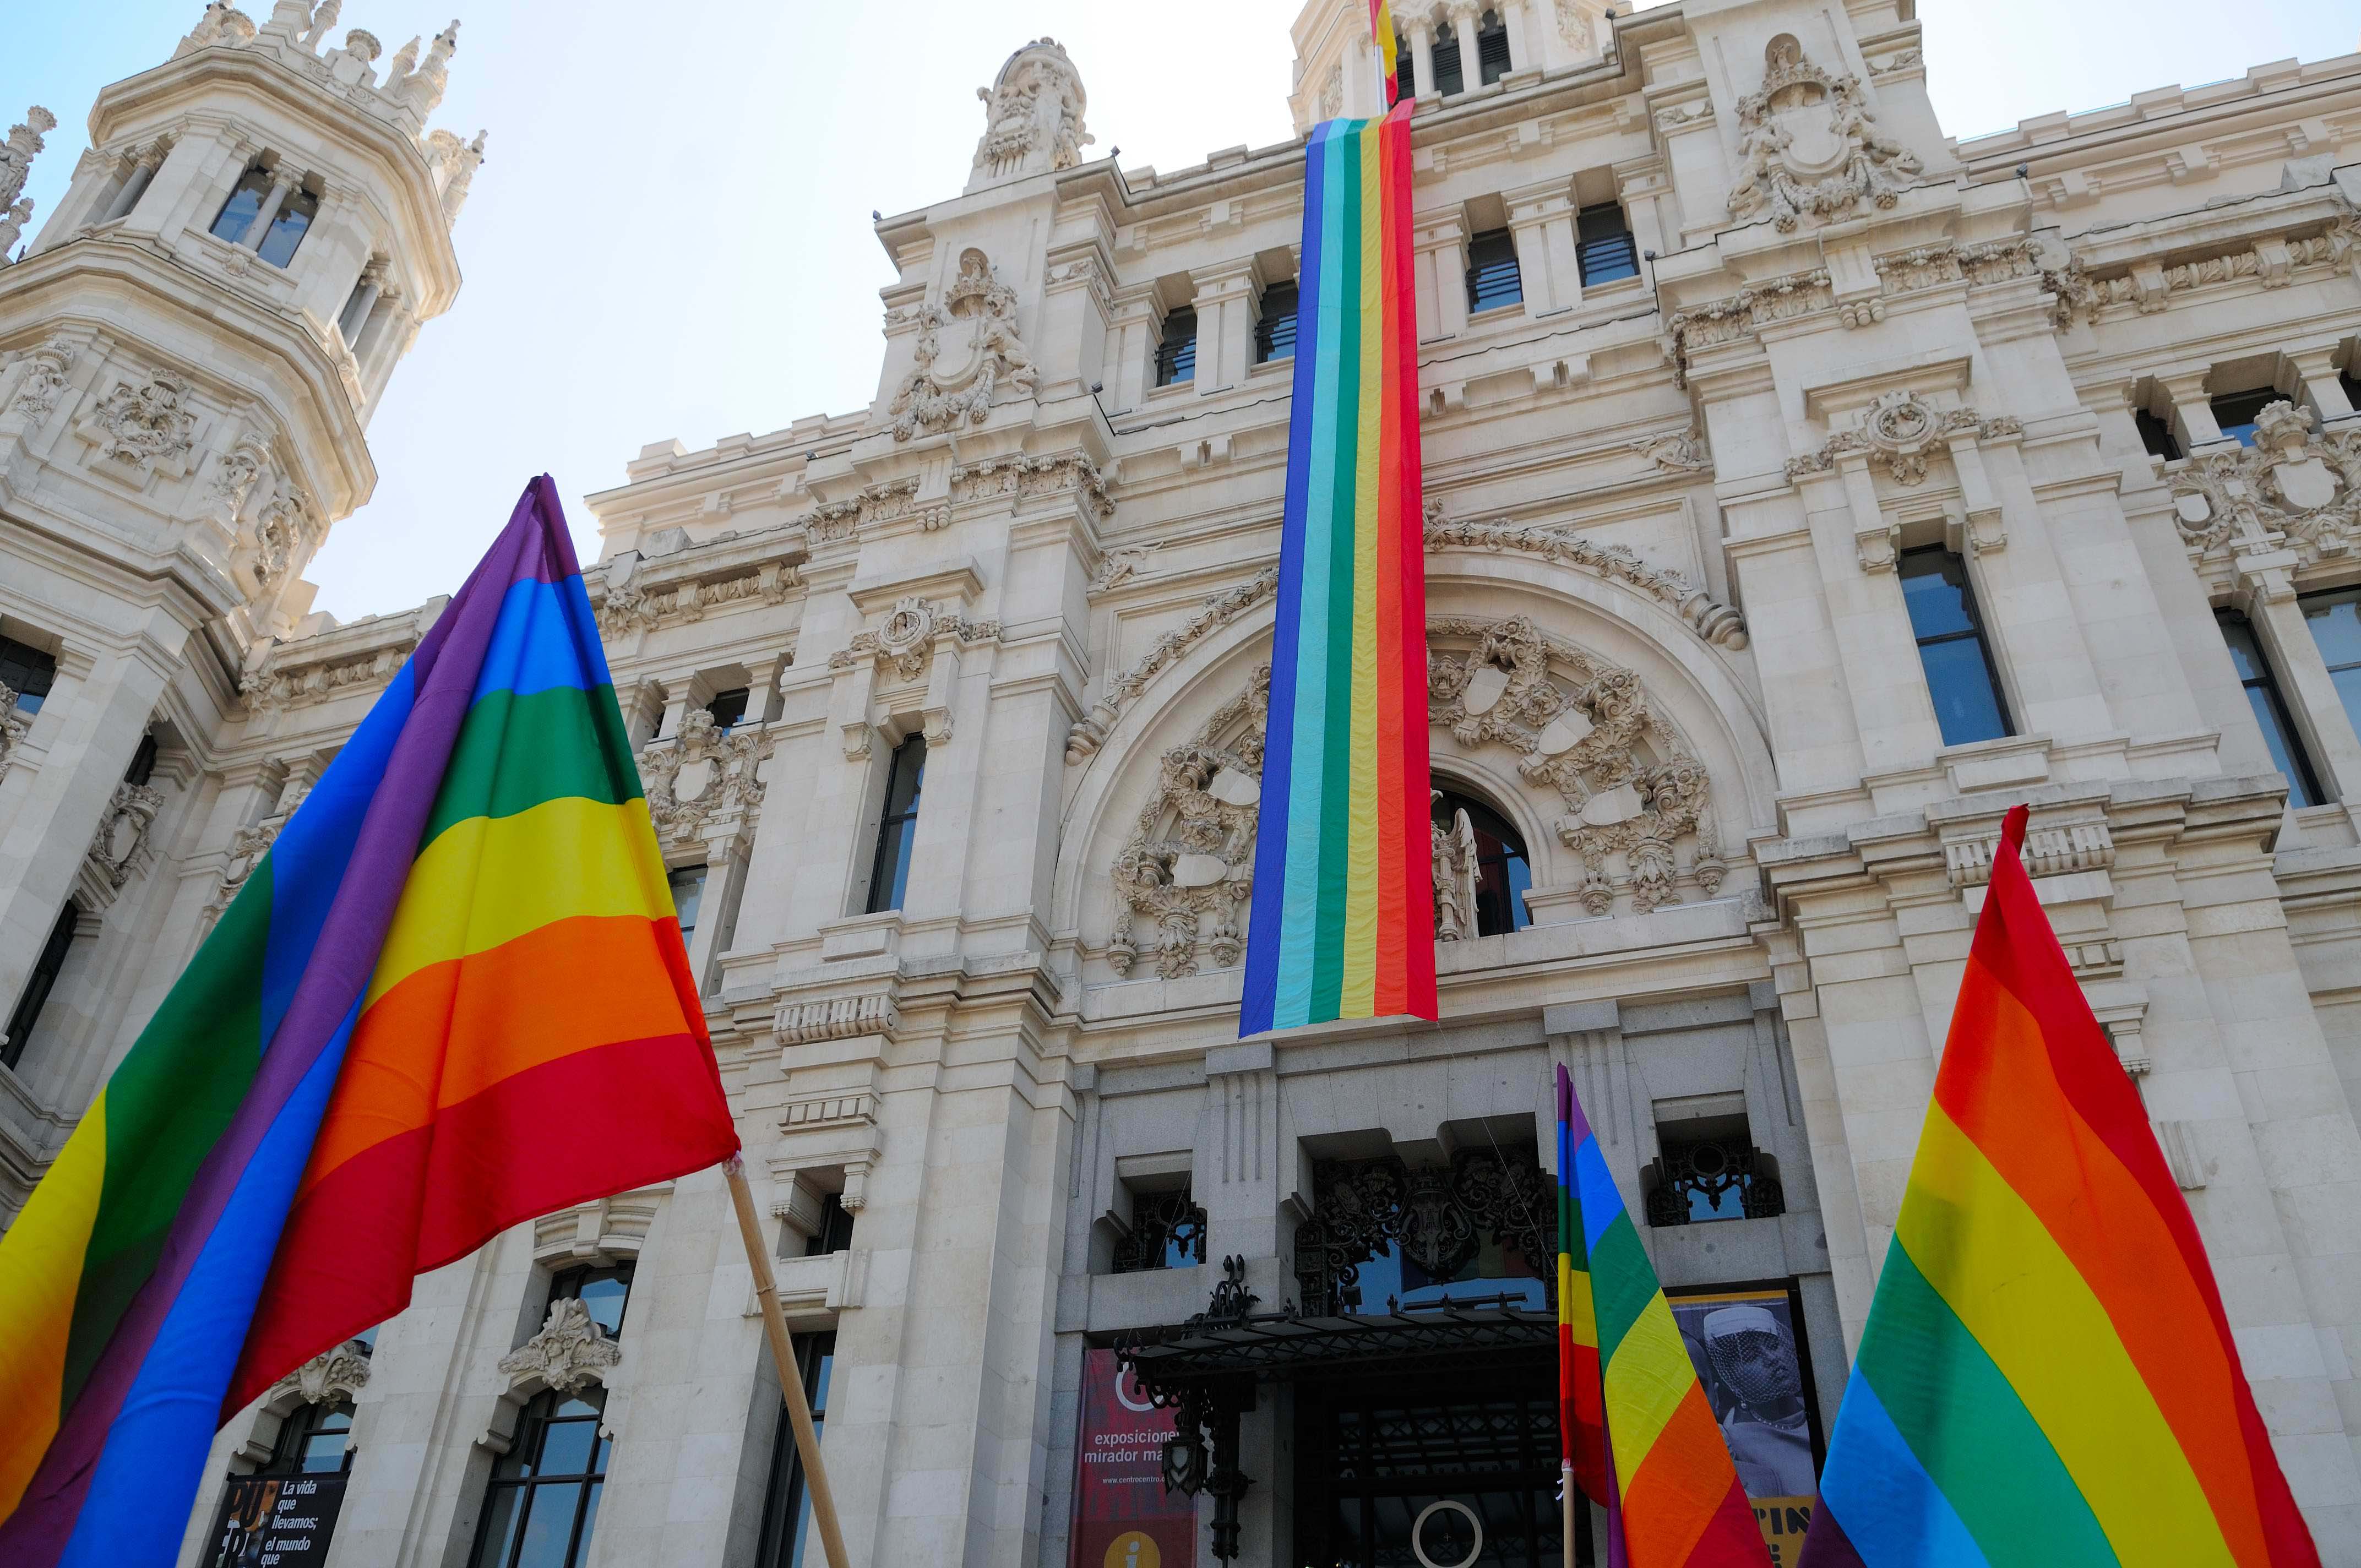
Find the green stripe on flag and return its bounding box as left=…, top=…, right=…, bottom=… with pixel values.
left=1310, top=122, right=1361, bottom=1019
left=1860, top=1243, right=2115, bottom=1566
left=421, top=683, right=641, bottom=846
left=1587, top=1210, right=1657, bottom=1362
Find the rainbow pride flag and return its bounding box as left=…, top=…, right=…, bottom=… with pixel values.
left=1563, top=1065, right=1768, bottom=1567
left=1239, top=103, right=1434, bottom=1036
left=0, top=479, right=739, bottom=1567
left=1799, top=804, right=2318, bottom=1568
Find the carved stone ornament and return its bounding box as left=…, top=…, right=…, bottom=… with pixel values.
left=1293, top=1149, right=1554, bottom=1316
left=950, top=451, right=1113, bottom=518
left=1428, top=616, right=1723, bottom=914
left=0, top=683, right=30, bottom=783
left=88, top=373, right=197, bottom=470
left=639, top=707, right=768, bottom=848
left=2171, top=400, right=2361, bottom=563
left=1432, top=798, right=1482, bottom=944
left=1785, top=395, right=2021, bottom=487
left=498, top=1297, right=621, bottom=1395
left=2048, top=222, right=2359, bottom=326
left=595, top=562, right=797, bottom=635
left=971, top=38, right=1091, bottom=183
left=86, top=779, right=166, bottom=893
left=270, top=1340, right=372, bottom=1407
left=243, top=640, right=417, bottom=713
left=1724, top=35, right=1923, bottom=231
left=1631, top=423, right=1713, bottom=473
left=1423, top=501, right=1748, bottom=647
left=1661, top=267, right=1834, bottom=387
left=1089, top=543, right=1160, bottom=595
left=1066, top=569, right=1279, bottom=764
left=8, top=335, right=76, bottom=422
left=0, top=106, right=55, bottom=216
left=828, top=596, right=998, bottom=683
left=203, top=818, right=282, bottom=922
left=1107, top=668, right=1267, bottom=979
left=887, top=248, right=1039, bottom=442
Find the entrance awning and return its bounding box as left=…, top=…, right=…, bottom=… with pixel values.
left=1118, top=1301, right=1554, bottom=1386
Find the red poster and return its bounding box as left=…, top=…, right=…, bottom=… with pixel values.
left=1069, top=1349, right=1198, bottom=1568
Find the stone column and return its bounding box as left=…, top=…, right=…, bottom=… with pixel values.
left=2162, top=369, right=2228, bottom=450
left=239, top=168, right=298, bottom=252
left=2292, top=347, right=2358, bottom=426
left=1191, top=262, right=1258, bottom=396
left=1451, top=4, right=1484, bottom=92
left=1499, top=0, right=1532, bottom=70
left=1413, top=214, right=1469, bottom=341
left=336, top=262, right=384, bottom=344
left=1504, top=177, right=1580, bottom=317
left=100, top=144, right=165, bottom=224
left=1408, top=22, right=1438, bottom=102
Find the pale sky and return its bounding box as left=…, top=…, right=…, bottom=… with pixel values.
left=4, top=1, right=2357, bottom=622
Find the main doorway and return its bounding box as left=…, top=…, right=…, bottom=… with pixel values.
left=1293, top=1351, right=1590, bottom=1568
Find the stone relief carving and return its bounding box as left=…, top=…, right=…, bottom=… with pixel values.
left=1661, top=266, right=1833, bottom=385
left=7, top=335, right=75, bottom=421
left=776, top=992, right=900, bottom=1047
left=827, top=596, right=998, bottom=684
left=203, top=819, right=282, bottom=922
left=0, top=107, right=55, bottom=248
left=887, top=249, right=1038, bottom=441
left=972, top=38, right=1092, bottom=182
left=0, top=684, right=31, bottom=782
left=243, top=640, right=416, bottom=712
left=1065, top=568, right=1280, bottom=763
left=1432, top=798, right=1482, bottom=943
left=2047, top=222, right=2359, bottom=324
left=1423, top=501, right=1749, bottom=647
left=1725, top=35, right=1922, bottom=231
left=1089, top=544, right=1160, bottom=596
left=950, top=451, right=1113, bottom=517
left=269, top=1340, right=372, bottom=1407
left=2170, top=400, right=2361, bottom=563
left=87, top=373, right=197, bottom=470
left=498, top=1297, right=620, bottom=1395
left=807, top=477, right=921, bottom=543
left=1785, top=394, right=2022, bottom=487
left=595, top=562, right=797, bottom=635
left=1631, top=424, right=1713, bottom=473
left=640, top=707, right=768, bottom=849
left=86, top=778, right=166, bottom=894
left=1107, top=668, right=1267, bottom=979
left=248, top=489, right=317, bottom=591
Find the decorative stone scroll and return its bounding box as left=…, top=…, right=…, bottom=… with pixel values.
left=1785, top=393, right=2022, bottom=487
left=2170, top=400, right=2361, bottom=563
left=242, top=639, right=417, bottom=712
left=808, top=477, right=922, bottom=543
left=1662, top=266, right=1833, bottom=386
left=886, top=248, right=1038, bottom=442
left=1725, top=35, right=1922, bottom=232
left=497, top=1298, right=619, bottom=1395
left=0, top=682, right=30, bottom=782
left=1423, top=503, right=1749, bottom=649
left=950, top=451, right=1113, bottom=517
left=596, top=562, right=797, bottom=635
left=2048, top=220, right=2359, bottom=324
left=269, top=1340, right=372, bottom=1407
left=1428, top=616, right=1722, bottom=915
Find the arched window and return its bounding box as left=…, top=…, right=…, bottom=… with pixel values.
left=864, top=736, right=927, bottom=914
left=1476, top=9, right=1511, bottom=84
left=1429, top=25, right=1466, bottom=96
left=469, top=1387, right=610, bottom=1568
left=1433, top=788, right=1532, bottom=937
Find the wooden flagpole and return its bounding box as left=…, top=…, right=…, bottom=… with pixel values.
left=724, top=1155, right=851, bottom=1568
left=1563, top=1460, right=1577, bottom=1568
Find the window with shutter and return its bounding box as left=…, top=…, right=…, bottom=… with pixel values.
left=1155, top=306, right=1198, bottom=386
left=1465, top=228, right=1522, bottom=313
left=1575, top=202, right=1639, bottom=286
left=1476, top=11, right=1511, bottom=84
left=1430, top=29, right=1465, bottom=96
left=1256, top=281, right=1299, bottom=363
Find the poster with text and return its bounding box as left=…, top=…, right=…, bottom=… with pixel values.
left=1069, top=1348, right=1198, bottom=1568
left=1669, top=1286, right=1818, bottom=1568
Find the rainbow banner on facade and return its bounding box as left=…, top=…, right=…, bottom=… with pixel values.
left=1239, top=103, right=1435, bottom=1036
left=1798, top=804, right=2318, bottom=1568
left=1562, top=1065, right=1768, bottom=1567
left=0, top=478, right=739, bottom=1568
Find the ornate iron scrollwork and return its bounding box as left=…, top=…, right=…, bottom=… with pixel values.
left=1112, top=1188, right=1208, bottom=1274
left=1292, top=1147, right=1553, bottom=1316
left=1645, top=1134, right=1785, bottom=1226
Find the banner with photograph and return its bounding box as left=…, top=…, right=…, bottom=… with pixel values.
left=1667, top=1285, right=1820, bottom=1567
left=204, top=1473, right=347, bottom=1568
left=1069, top=1349, right=1197, bottom=1568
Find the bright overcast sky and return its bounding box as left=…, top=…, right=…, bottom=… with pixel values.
left=3, top=1, right=2356, bottom=622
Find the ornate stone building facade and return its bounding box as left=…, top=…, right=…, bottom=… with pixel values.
left=6, top=1, right=2361, bottom=1565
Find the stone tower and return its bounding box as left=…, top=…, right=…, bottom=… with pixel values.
left=0, top=2, right=477, bottom=1208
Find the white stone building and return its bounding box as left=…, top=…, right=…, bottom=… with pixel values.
left=6, top=1, right=2361, bottom=1564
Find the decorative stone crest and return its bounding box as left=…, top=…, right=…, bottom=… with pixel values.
left=1725, top=36, right=1922, bottom=231
left=203, top=819, right=282, bottom=922
left=1428, top=616, right=1722, bottom=914
left=86, top=778, right=166, bottom=894
left=6, top=335, right=74, bottom=422
left=639, top=707, right=768, bottom=848
left=87, top=373, right=197, bottom=470
left=829, top=597, right=997, bottom=684
left=498, top=1297, right=620, bottom=1395
left=888, top=248, right=1039, bottom=441
left=970, top=39, right=1091, bottom=185
left=2170, top=400, right=2361, bottom=562
left=1785, top=395, right=2021, bottom=487
left=270, top=1340, right=372, bottom=1407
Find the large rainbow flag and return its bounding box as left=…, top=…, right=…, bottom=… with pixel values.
left=1239, top=102, right=1435, bottom=1035
left=1799, top=804, right=2318, bottom=1567
left=1561, top=1065, right=1769, bottom=1568
left=0, top=478, right=739, bottom=1566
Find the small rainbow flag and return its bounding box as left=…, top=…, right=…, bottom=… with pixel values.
left=1368, top=0, right=1401, bottom=106
left=1239, top=103, right=1435, bottom=1036
left=0, top=480, right=739, bottom=1567
left=1799, top=804, right=2318, bottom=1568
left=1562, top=1065, right=1769, bottom=1567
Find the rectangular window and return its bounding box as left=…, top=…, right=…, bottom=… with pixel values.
left=209, top=166, right=271, bottom=247
left=1111, top=1182, right=1206, bottom=1273
left=551, top=1261, right=634, bottom=1338
left=1154, top=306, right=1198, bottom=386
left=804, top=1192, right=855, bottom=1257
left=1476, top=12, right=1511, bottom=84
left=2218, top=610, right=2322, bottom=807
left=668, top=864, right=708, bottom=948
left=1394, top=37, right=1415, bottom=98
left=1646, top=1111, right=1785, bottom=1226
left=2304, top=587, right=2361, bottom=753
left=1429, top=29, right=1465, bottom=96
left=2210, top=388, right=2281, bottom=448
left=1575, top=202, right=1639, bottom=286
left=1899, top=547, right=2012, bottom=747
left=124, top=732, right=157, bottom=786
left=1255, top=280, right=1298, bottom=363
left=2340, top=367, right=2361, bottom=413
left=754, top=1332, right=836, bottom=1568
left=2, top=901, right=78, bottom=1070
left=1465, top=228, right=1522, bottom=313
left=470, top=1387, right=608, bottom=1568
left=2135, top=408, right=2183, bottom=461
left=0, top=635, right=57, bottom=714
left=704, top=687, right=750, bottom=732
left=257, top=186, right=318, bottom=268
left=864, top=736, right=926, bottom=914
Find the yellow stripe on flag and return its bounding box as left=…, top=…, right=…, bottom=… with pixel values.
left=0, top=1090, right=111, bottom=1518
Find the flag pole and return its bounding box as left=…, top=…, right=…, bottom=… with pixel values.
left=1563, top=1460, right=1577, bottom=1568
left=724, top=1154, right=850, bottom=1568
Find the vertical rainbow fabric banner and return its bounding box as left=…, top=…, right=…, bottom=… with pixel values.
left=1798, top=804, right=2319, bottom=1568
left=0, top=479, right=740, bottom=1568
left=1563, top=1065, right=1769, bottom=1568
left=1239, top=102, right=1435, bottom=1037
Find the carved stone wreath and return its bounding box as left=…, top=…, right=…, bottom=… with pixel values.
left=2170, top=399, right=2361, bottom=563
left=1725, top=35, right=1922, bottom=232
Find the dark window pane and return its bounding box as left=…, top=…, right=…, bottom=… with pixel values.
left=705, top=687, right=750, bottom=732
left=210, top=166, right=269, bottom=246
left=1256, top=280, right=1299, bottom=363
left=1465, top=228, right=1522, bottom=313
left=1917, top=638, right=2010, bottom=745
left=1155, top=307, right=1198, bottom=386
left=1430, top=29, right=1465, bottom=95
left=0, top=635, right=57, bottom=713
left=2135, top=409, right=2182, bottom=461
left=866, top=737, right=927, bottom=913
left=124, top=732, right=158, bottom=786
left=2341, top=369, right=2361, bottom=413
left=757, top=1333, right=837, bottom=1568
left=806, top=1193, right=856, bottom=1256
left=668, top=864, right=707, bottom=945
left=257, top=187, right=317, bottom=268
left=2244, top=688, right=2320, bottom=808
left=3, top=900, right=79, bottom=1070
left=2304, top=590, right=2361, bottom=670
left=536, top=1418, right=599, bottom=1479
left=1898, top=550, right=1978, bottom=638
left=552, top=1264, right=633, bottom=1338
left=1395, top=40, right=1415, bottom=97
left=1575, top=203, right=1639, bottom=286
left=1476, top=12, right=1510, bottom=83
